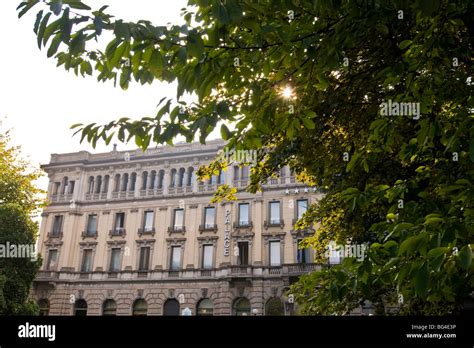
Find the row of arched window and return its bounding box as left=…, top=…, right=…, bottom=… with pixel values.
left=86, top=167, right=226, bottom=194
left=37, top=296, right=286, bottom=316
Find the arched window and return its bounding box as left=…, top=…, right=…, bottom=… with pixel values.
left=142, top=171, right=148, bottom=190
left=163, top=299, right=180, bottom=316
left=103, top=175, right=110, bottom=193
left=88, top=176, right=95, bottom=194
left=150, top=170, right=157, bottom=189
left=102, top=299, right=116, bottom=316
left=196, top=298, right=213, bottom=316
left=130, top=172, right=137, bottom=191
left=74, top=299, right=88, bottom=316
left=95, top=175, right=102, bottom=194
left=178, top=168, right=185, bottom=187
left=158, top=170, right=165, bottom=189
left=265, top=297, right=284, bottom=316
left=114, top=174, right=121, bottom=192
left=170, top=169, right=177, bottom=188
left=132, top=299, right=147, bottom=316
left=38, top=299, right=49, bottom=316
left=233, top=298, right=251, bottom=316
left=186, top=167, right=194, bottom=187
left=121, top=173, right=129, bottom=192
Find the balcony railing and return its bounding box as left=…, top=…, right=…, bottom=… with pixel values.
left=167, top=226, right=186, bottom=235
left=109, top=228, right=126, bottom=237
left=285, top=263, right=320, bottom=274
left=50, top=193, right=72, bottom=202
left=198, top=223, right=217, bottom=233
left=168, top=270, right=180, bottom=278
left=81, top=230, right=98, bottom=239
left=230, top=265, right=251, bottom=275
left=47, top=230, right=63, bottom=239
left=233, top=221, right=253, bottom=229
left=33, top=264, right=322, bottom=283
left=138, top=227, right=155, bottom=237
left=200, top=269, right=212, bottom=277
left=264, top=219, right=285, bottom=229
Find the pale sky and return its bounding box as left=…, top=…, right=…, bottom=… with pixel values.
left=0, top=0, right=200, bottom=195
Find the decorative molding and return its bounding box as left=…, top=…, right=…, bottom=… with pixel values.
left=106, top=240, right=127, bottom=247
left=159, top=207, right=168, bottom=211
left=189, top=204, right=198, bottom=209
left=102, top=211, right=111, bottom=215
left=201, top=288, right=208, bottom=298
left=197, top=236, right=219, bottom=245
left=135, top=239, right=155, bottom=246
left=130, top=208, right=139, bottom=213
left=165, top=237, right=186, bottom=246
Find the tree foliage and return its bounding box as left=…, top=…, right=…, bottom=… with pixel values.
left=18, top=0, right=473, bottom=314
left=0, top=133, right=44, bottom=314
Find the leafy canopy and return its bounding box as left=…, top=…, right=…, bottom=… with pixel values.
left=0, top=132, right=44, bottom=314
left=18, top=0, right=473, bottom=314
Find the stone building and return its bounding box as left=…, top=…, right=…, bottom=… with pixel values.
left=32, top=139, right=323, bottom=316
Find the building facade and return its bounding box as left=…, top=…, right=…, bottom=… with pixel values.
left=32, top=139, right=323, bottom=316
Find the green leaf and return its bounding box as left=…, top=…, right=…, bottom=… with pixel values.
left=50, top=1, right=63, bottom=16
left=33, top=10, right=43, bottom=34
left=301, top=117, right=315, bottom=129
left=37, top=12, right=52, bottom=49
left=399, top=40, right=412, bottom=49
left=70, top=31, right=85, bottom=55
left=413, top=262, right=429, bottom=296
left=47, top=33, right=62, bottom=57
left=18, top=0, right=39, bottom=18
left=220, top=124, right=231, bottom=140
left=375, top=23, right=389, bottom=36
left=458, top=245, right=472, bottom=270
left=65, top=1, right=91, bottom=10
left=60, top=7, right=71, bottom=43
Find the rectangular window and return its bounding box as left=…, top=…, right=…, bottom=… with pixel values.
left=86, top=214, right=97, bottom=235
left=52, top=215, right=63, bottom=235
left=173, top=209, right=184, bottom=229
left=204, top=207, right=215, bottom=228
left=81, top=249, right=93, bottom=272
left=233, top=166, right=240, bottom=181
left=297, top=239, right=310, bottom=264
left=170, top=246, right=182, bottom=270
left=46, top=249, right=58, bottom=270
left=237, top=242, right=249, bottom=265
left=297, top=199, right=308, bottom=219
left=53, top=182, right=60, bottom=195
left=143, top=211, right=154, bottom=232
left=241, top=166, right=249, bottom=179
left=114, top=213, right=125, bottom=231
left=109, top=248, right=121, bottom=272
left=68, top=181, right=75, bottom=194
left=139, top=247, right=150, bottom=271
left=238, top=203, right=249, bottom=226
left=270, top=241, right=281, bottom=266
left=202, top=245, right=213, bottom=269
left=269, top=202, right=281, bottom=224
